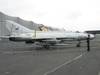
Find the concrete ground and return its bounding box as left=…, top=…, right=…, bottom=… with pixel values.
left=0, top=35, right=100, bottom=75
left=47, top=35, right=100, bottom=75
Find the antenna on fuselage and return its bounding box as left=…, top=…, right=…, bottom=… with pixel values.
left=10, top=24, right=14, bottom=36
left=34, top=29, right=36, bottom=37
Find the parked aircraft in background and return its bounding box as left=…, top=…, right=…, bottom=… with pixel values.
left=0, top=20, right=95, bottom=48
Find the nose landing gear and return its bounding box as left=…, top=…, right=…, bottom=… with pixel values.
left=87, top=34, right=90, bottom=52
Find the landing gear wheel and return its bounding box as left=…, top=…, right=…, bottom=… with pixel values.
left=76, top=44, right=81, bottom=47
left=76, top=40, right=81, bottom=47
left=43, top=45, right=50, bottom=49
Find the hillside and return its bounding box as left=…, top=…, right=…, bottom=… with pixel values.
left=0, top=12, right=44, bottom=36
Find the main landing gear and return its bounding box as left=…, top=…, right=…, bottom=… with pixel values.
left=43, top=44, right=50, bottom=49
left=76, top=40, right=81, bottom=47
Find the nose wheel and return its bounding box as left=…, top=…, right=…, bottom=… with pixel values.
left=87, top=34, right=90, bottom=52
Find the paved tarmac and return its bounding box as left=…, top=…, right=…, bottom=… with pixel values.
left=0, top=35, right=100, bottom=75
left=47, top=47, right=100, bottom=75
left=47, top=35, right=100, bottom=75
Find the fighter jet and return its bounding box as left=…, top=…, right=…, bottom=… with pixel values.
left=0, top=20, right=95, bottom=48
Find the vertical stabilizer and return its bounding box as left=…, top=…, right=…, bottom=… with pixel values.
left=6, top=20, right=32, bottom=35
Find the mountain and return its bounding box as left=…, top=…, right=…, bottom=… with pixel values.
left=0, top=12, right=61, bottom=36
left=0, top=12, right=43, bottom=36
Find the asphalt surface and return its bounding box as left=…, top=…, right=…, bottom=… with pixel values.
left=47, top=47, right=100, bottom=75
left=47, top=35, right=100, bottom=75
left=0, top=35, right=100, bottom=75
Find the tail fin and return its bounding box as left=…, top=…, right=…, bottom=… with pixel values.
left=6, top=20, right=32, bottom=34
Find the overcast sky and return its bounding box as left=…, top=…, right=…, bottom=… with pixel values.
left=0, top=0, right=100, bottom=31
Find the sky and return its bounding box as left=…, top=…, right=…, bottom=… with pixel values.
left=0, top=0, right=100, bottom=31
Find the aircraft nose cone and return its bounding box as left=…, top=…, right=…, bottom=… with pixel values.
left=89, top=34, right=95, bottom=39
